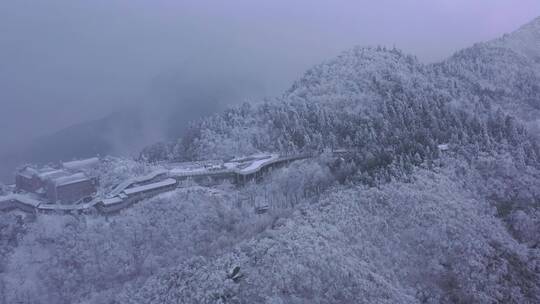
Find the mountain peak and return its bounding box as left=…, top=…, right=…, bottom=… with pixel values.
left=285, top=46, right=425, bottom=109
left=521, top=15, right=540, bottom=30
left=512, top=16, right=540, bottom=38
left=489, top=16, right=540, bottom=62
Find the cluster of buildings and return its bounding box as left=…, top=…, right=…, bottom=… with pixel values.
left=15, top=157, right=100, bottom=204
left=1, top=152, right=315, bottom=214
left=1, top=148, right=454, bottom=215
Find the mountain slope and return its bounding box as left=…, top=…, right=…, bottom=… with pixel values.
left=435, top=17, right=540, bottom=128
left=120, top=166, right=539, bottom=304
left=491, top=16, right=540, bottom=63
left=146, top=17, right=540, bottom=164
left=285, top=47, right=432, bottom=111
left=128, top=17, right=540, bottom=304
left=169, top=46, right=538, bottom=185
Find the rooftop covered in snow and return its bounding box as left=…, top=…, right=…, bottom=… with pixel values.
left=62, top=157, right=100, bottom=170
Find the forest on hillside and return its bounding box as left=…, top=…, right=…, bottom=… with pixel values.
left=2, top=17, right=540, bottom=304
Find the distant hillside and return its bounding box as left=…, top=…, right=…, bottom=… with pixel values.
left=491, top=16, right=540, bottom=63
left=0, top=110, right=146, bottom=182
left=434, top=16, right=540, bottom=129
left=0, top=66, right=237, bottom=182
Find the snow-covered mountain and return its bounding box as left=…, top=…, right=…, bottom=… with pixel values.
left=138, top=18, right=540, bottom=164
left=491, top=16, right=540, bottom=63
left=435, top=17, right=540, bottom=129
left=128, top=17, right=540, bottom=303
left=2, top=17, right=540, bottom=304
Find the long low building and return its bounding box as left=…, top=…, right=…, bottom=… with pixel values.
left=97, top=178, right=178, bottom=213
left=108, top=169, right=169, bottom=197
left=0, top=194, right=41, bottom=213
left=168, top=153, right=296, bottom=180
left=122, top=178, right=178, bottom=196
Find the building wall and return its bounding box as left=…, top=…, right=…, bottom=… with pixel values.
left=15, top=174, right=43, bottom=192
left=46, top=182, right=57, bottom=202
left=47, top=179, right=97, bottom=204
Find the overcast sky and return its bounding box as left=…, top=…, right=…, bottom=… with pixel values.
left=1, top=0, right=540, bottom=152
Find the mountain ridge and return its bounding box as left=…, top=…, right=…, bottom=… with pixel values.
left=489, top=16, right=540, bottom=62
